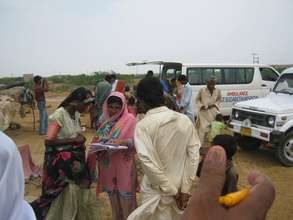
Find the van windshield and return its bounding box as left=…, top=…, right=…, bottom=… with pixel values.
left=274, top=74, right=293, bottom=94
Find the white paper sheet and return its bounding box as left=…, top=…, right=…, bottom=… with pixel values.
left=89, top=142, right=128, bottom=153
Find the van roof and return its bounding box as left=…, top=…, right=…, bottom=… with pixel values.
left=182, top=63, right=273, bottom=68
left=126, top=61, right=181, bottom=66
left=126, top=61, right=273, bottom=68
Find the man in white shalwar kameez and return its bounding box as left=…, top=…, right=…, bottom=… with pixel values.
left=128, top=77, right=200, bottom=220
left=177, top=75, right=195, bottom=123
left=195, top=77, right=222, bottom=146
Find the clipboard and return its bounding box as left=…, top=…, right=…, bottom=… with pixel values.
left=89, top=142, right=128, bottom=153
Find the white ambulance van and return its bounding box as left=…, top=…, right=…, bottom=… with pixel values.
left=127, top=61, right=279, bottom=116
left=229, top=67, right=293, bottom=166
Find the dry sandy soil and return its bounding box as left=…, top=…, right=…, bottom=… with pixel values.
left=4, top=92, right=293, bottom=220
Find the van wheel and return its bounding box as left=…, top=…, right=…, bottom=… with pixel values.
left=276, top=133, right=293, bottom=166
left=236, top=135, right=261, bottom=151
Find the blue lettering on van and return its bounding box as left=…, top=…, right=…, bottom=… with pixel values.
left=222, top=96, right=258, bottom=103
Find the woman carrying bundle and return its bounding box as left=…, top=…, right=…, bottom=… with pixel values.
left=31, top=87, right=99, bottom=220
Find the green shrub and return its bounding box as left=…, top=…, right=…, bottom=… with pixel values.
left=0, top=77, right=23, bottom=84
left=0, top=72, right=145, bottom=93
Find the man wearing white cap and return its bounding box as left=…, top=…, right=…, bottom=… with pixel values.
left=195, top=76, right=222, bottom=146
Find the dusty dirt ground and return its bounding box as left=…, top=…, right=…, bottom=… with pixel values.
left=4, top=92, right=293, bottom=220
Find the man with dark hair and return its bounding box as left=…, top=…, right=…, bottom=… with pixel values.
left=213, top=134, right=237, bottom=159
left=145, top=70, right=154, bottom=78
left=135, top=76, right=165, bottom=109
left=128, top=77, right=200, bottom=220
left=33, top=75, right=48, bottom=135
left=177, top=75, right=194, bottom=123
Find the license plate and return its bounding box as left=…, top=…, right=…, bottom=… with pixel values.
left=240, top=127, right=251, bottom=136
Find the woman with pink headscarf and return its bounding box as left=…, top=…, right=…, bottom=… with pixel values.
left=88, top=92, right=138, bottom=220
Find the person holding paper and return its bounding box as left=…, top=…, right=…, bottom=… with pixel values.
left=88, top=92, right=138, bottom=220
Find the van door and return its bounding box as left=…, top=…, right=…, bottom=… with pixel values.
left=161, top=63, right=182, bottom=80
left=259, top=67, right=279, bottom=96
left=216, top=67, right=258, bottom=116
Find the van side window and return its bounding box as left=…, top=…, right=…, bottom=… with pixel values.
left=202, top=68, right=216, bottom=83
left=260, top=68, right=279, bottom=81
left=222, top=68, right=254, bottom=84
left=187, top=68, right=202, bottom=85
left=213, top=68, right=222, bottom=84
left=187, top=67, right=254, bottom=85
left=223, top=69, right=236, bottom=84
left=236, top=68, right=246, bottom=84
left=245, top=68, right=254, bottom=83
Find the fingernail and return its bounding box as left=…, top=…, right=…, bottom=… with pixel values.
left=205, top=146, right=226, bottom=162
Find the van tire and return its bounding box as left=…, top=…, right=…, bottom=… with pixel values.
left=276, top=133, right=293, bottom=166
left=236, top=135, right=261, bottom=151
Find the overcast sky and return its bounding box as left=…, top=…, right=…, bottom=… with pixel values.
left=0, top=0, right=292, bottom=76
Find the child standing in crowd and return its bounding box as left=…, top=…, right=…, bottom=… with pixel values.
left=197, top=134, right=238, bottom=195
left=200, top=113, right=226, bottom=152
left=127, top=96, right=137, bottom=116
left=207, top=113, right=226, bottom=144
left=124, top=85, right=132, bottom=100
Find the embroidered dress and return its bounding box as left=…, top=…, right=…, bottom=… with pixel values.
left=88, top=92, right=137, bottom=197
left=30, top=107, right=99, bottom=220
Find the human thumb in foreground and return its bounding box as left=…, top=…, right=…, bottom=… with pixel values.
left=182, top=146, right=275, bottom=220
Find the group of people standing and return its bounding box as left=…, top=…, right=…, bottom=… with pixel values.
left=145, top=71, right=222, bottom=142
left=7, top=72, right=272, bottom=220
left=29, top=73, right=137, bottom=220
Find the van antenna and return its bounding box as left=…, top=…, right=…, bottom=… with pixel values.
left=252, top=53, right=260, bottom=64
